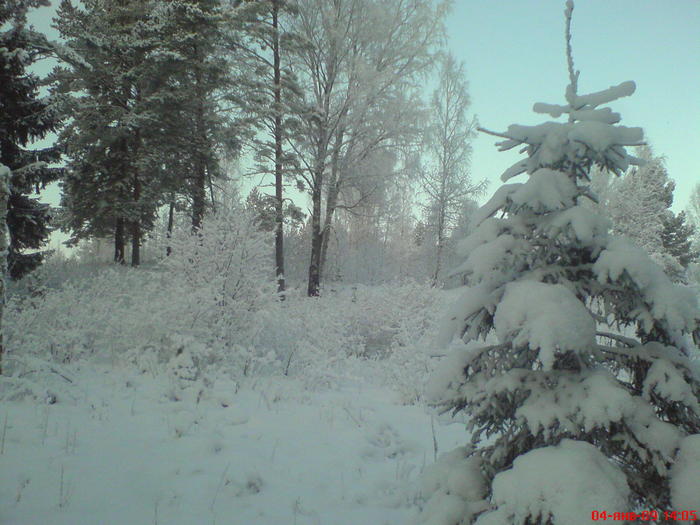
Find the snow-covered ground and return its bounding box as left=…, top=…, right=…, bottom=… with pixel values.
left=0, top=364, right=466, bottom=525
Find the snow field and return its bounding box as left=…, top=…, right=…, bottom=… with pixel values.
left=0, top=365, right=466, bottom=525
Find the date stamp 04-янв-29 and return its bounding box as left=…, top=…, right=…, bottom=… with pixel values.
left=591, top=510, right=698, bottom=521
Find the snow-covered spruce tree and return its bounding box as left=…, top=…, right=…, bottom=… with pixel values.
left=1, top=0, right=63, bottom=279
left=603, top=145, right=697, bottom=282
left=423, top=3, right=700, bottom=524
left=55, top=0, right=182, bottom=266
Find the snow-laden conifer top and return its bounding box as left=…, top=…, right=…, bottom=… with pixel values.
left=424, top=2, right=700, bottom=523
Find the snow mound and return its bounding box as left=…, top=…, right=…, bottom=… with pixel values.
left=671, top=434, right=700, bottom=510
left=494, top=281, right=595, bottom=369
left=426, top=340, right=480, bottom=406
left=416, top=447, right=487, bottom=525
left=642, top=360, right=700, bottom=414
left=476, top=440, right=629, bottom=525
left=516, top=371, right=683, bottom=461
left=436, top=284, right=500, bottom=347
left=457, top=234, right=519, bottom=282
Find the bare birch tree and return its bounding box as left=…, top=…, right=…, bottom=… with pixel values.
left=288, top=0, right=450, bottom=295
left=420, top=54, right=485, bottom=285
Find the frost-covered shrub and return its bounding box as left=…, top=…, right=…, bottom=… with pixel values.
left=343, top=283, right=443, bottom=359
left=163, top=203, right=276, bottom=350
left=7, top=250, right=108, bottom=299
left=250, top=282, right=446, bottom=394
left=4, top=202, right=278, bottom=382
left=5, top=212, right=445, bottom=400
left=214, top=280, right=447, bottom=397
left=428, top=3, right=700, bottom=523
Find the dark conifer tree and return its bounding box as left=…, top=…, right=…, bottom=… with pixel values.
left=149, top=0, right=240, bottom=232
left=662, top=211, right=699, bottom=274
left=0, top=0, right=63, bottom=279
left=55, top=0, right=156, bottom=266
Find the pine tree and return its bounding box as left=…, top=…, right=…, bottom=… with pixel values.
left=425, top=2, right=700, bottom=523
left=149, top=0, right=240, bottom=232
left=55, top=0, right=154, bottom=265
left=0, top=0, right=63, bottom=279
left=233, top=0, right=303, bottom=294
left=661, top=211, right=698, bottom=276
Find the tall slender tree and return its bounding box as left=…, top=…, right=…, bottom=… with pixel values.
left=0, top=164, right=8, bottom=375
left=150, top=0, right=239, bottom=232
left=420, top=53, right=485, bottom=286
left=234, top=0, right=302, bottom=295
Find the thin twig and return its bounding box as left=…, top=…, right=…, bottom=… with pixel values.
left=0, top=413, right=7, bottom=455
left=210, top=462, right=231, bottom=512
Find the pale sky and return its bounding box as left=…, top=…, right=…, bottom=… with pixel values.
left=448, top=0, right=700, bottom=211
left=28, top=0, right=700, bottom=237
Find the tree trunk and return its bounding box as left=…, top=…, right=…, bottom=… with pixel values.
left=131, top=172, right=141, bottom=267
left=114, top=217, right=125, bottom=264
left=192, top=158, right=206, bottom=231
left=272, top=0, right=285, bottom=296
left=191, top=47, right=207, bottom=231
left=432, top=201, right=446, bottom=286
left=166, top=200, right=174, bottom=256
left=307, top=177, right=323, bottom=297
left=318, top=129, right=344, bottom=282
left=207, top=164, right=216, bottom=213
left=319, top=179, right=339, bottom=282
left=0, top=165, right=9, bottom=375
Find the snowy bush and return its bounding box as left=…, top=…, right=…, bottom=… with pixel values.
left=5, top=224, right=445, bottom=401
left=427, top=2, right=700, bottom=523
left=251, top=282, right=447, bottom=396
left=161, top=202, right=277, bottom=367
left=4, top=202, right=278, bottom=386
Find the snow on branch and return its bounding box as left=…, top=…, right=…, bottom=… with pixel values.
left=574, top=81, right=636, bottom=109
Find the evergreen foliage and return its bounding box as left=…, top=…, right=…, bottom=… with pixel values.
left=232, top=0, right=304, bottom=293
left=54, top=0, right=162, bottom=265
left=661, top=211, right=698, bottom=274
left=54, top=0, right=240, bottom=263
left=604, top=146, right=697, bottom=281
left=0, top=0, right=63, bottom=279
left=149, top=0, right=241, bottom=230
left=427, top=3, right=700, bottom=522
